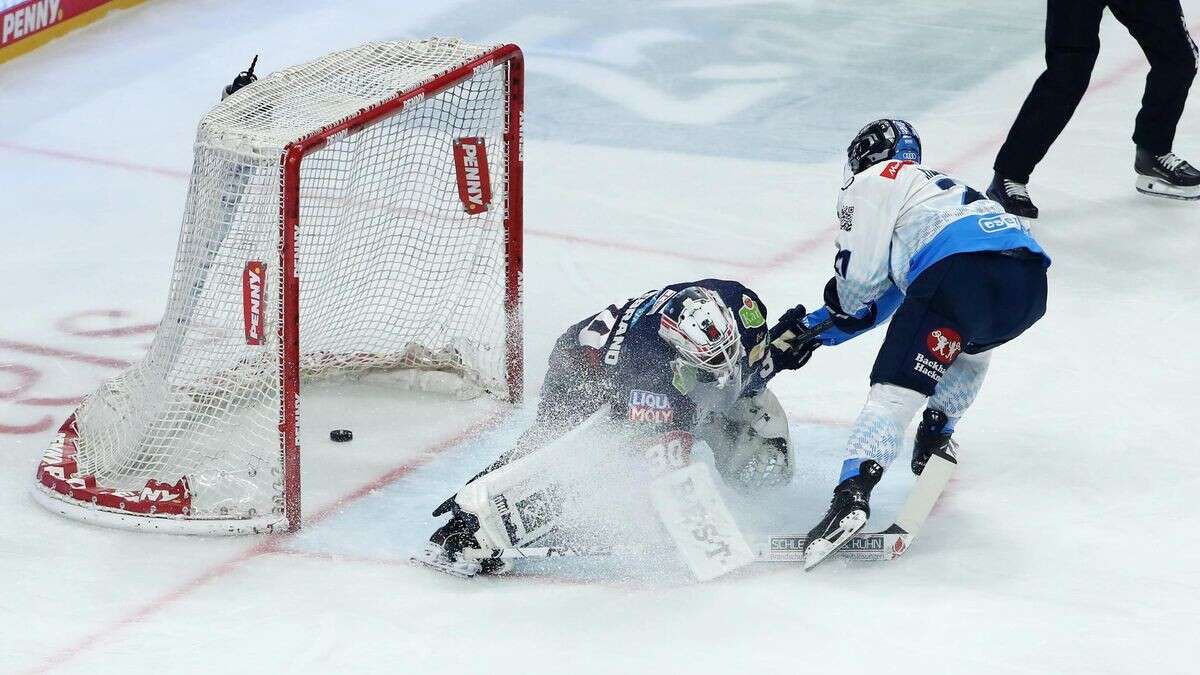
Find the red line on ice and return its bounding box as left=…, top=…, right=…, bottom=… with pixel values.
left=0, top=339, right=131, bottom=369
left=22, top=407, right=511, bottom=675
left=0, top=141, right=191, bottom=179
left=15, top=396, right=84, bottom=406
left=0, top=416, right=54, bottom=434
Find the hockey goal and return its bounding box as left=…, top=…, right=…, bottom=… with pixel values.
left=33, top=39, right=524, bottom=535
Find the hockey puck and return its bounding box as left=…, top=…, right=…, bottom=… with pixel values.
left=330, top=429, right=353, bottom=443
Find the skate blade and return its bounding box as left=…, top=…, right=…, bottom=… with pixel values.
left=1136, top=175, right=1200, bottom=200
left=410, top=544, right=481, bottom=578
left=803, top=510, right=868, bottom=572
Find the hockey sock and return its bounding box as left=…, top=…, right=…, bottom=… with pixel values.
left=843, top=383, right=926, bottom=473
left=928, top=351, right=991, bottom=424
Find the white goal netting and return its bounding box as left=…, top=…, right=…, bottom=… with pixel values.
left=34, top=39, right=521, bottom=533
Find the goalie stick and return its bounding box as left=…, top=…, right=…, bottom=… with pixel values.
left=469, top=446, right=958, bottom=566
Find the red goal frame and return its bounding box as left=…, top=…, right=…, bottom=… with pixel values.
left=34, top=44, right=524, bottom=535
left=279, top=44, right=525, bottom=531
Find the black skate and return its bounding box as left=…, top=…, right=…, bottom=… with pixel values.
left=912, top=409, right=959, bottom=476
left=986, top=173, right=1039, bottom=219
left=411, top=498, right=511, bottom=578
left=1135, top=148, right=1200, bottom=200
left=803, top=459, right=883, bottom=571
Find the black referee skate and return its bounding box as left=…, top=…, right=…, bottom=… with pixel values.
left=986, top=173, right=1039, bottom=219
left=1135, top=148, right=1200, bottom=200
left=912, top=409, right=959, bottom=476
left=803, top=459, right=883, bottom=571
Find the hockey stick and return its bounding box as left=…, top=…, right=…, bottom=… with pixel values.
left=470, top=447, right=958, bottom=564
left=769, top=316, right=835, bottom=353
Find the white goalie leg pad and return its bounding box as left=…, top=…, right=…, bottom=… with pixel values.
left=701, top=388, right=793, bottom=489
left=454, top=408, right=614, bottom=552
left=454, top=442, right=579, bottom=553
left=844, top=383, right=926, bottom=470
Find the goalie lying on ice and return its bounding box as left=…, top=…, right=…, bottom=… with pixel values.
left=414, top=279, right=815, bottom=576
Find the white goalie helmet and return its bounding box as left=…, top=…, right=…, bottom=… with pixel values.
left=658, top=287, right=744, bottom=389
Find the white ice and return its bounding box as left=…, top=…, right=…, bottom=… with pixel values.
left=1, top=1, right=1198, bottom=673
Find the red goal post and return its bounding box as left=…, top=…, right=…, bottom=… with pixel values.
left=278, top=43, right=525, bottom=532
left=33, top=40, right=524, bottom=535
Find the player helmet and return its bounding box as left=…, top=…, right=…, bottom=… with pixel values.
left=846, top=119, right=921, bottom=176
left=658, top=287, right=744, bottom=388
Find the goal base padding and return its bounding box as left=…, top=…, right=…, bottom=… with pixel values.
left=33, top=415, right=286, bottom=536
left=30, top=484, right=286, bottom=535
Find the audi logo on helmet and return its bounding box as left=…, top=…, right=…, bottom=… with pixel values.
left=846, top=118, right=922, bottom=176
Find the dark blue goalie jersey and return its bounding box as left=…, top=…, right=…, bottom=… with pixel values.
left=577, top=278, right=773, bottom=433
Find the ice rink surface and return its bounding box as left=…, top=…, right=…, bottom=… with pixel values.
left=2, top=1, right=1199, bottom=672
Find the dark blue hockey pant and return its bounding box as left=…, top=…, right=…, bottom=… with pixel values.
left=871, top=251, right=1048, bottom=396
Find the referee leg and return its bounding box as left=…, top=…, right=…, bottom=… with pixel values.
left=994, top=0, right=1107, bottom=182
left=1108, top=0, right=1198, bottom=155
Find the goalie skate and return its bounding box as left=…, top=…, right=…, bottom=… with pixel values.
left=410, top=542, right=483, bottom=579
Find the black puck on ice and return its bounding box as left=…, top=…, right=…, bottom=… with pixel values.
left=330, top=429, right=353, bottom=443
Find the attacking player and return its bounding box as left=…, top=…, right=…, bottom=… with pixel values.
left=771, top=119, right=1051, bottom=570
left=416, top=279, right=815, bottom=577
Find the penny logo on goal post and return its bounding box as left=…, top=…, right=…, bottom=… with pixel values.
left=242, top=261, right=266, bottom=345
left=453, top=137, right=492, bottom=215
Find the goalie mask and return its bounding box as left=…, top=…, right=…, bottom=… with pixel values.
left=846, top=118, right=921, bottom=177
left=658, top=287, right=744, bottom=389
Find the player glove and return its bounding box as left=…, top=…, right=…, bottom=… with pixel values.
left=768, top=304, right=819, bottom=371
left=822, top=276, right=878, bottom=334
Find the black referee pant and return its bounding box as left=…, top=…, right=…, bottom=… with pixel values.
left=994, top=0, right=1199, bottom=183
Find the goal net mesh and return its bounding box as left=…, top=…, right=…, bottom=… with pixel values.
left=41, top=40, right=515, bottom=528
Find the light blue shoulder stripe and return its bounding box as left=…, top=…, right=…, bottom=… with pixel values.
left=907, top=213, right=1051, bottom=285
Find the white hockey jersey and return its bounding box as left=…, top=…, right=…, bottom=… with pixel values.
left=809, top=159, right=1049, bottom=343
